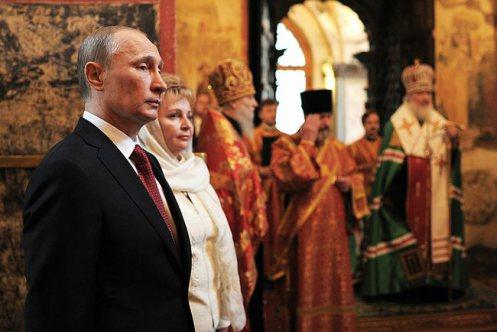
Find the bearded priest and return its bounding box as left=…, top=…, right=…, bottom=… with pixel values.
left=196, top=60, right=267, bottom=307
left=362, top=61, right=468, bottom=297
left=270, top=89, right=369, bottom=331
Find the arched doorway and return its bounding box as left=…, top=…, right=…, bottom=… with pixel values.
left=274, top=0, right=370, bottom=143
left=274, top=21, right=311, bottom=134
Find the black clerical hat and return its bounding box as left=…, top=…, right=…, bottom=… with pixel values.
left=300, top=89, right=333, bottom=116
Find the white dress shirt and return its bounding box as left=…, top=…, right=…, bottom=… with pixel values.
left=82, top=111, right=172, bottom=216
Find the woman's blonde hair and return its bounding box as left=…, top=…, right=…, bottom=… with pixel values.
left=161, top=74, right=195, bottom=107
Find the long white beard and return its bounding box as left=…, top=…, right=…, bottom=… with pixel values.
left=239, top=119, right=255, bottom=139
left=408, top=102, right=433, bottom=122
left=222, top=108, right=254, bottom=139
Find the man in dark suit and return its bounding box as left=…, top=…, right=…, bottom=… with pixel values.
left=23, top=26, right=194, bottom=331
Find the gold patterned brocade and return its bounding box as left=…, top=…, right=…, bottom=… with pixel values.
left=270, top=135, right=368, bottom=331
left=196, top=109, right=268, bottom=305
left=347, top=136, right=382, bottom=199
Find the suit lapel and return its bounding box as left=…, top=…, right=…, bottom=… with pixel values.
left=74, top=119, right=184, bottom=271
left=149, top=155, right=192, bottom=278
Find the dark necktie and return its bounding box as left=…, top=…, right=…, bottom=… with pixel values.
left=130, top=145, right=179, bottom=250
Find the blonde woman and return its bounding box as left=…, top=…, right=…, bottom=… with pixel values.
left=138, top=75, right=245, bottom=332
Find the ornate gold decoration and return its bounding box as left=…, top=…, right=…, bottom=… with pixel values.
left=399, top=248, right=426, bottom=281
left=401, top=60, right=434, bottom=94
left=0, top=155, right=43, bottom=168
left=208, top=59, right=256, bottom=105
left=462, top=170, right=497, bottom=225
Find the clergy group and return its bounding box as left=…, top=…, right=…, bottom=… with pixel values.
left=22, top=26, right=466, bottom=332
left=194, top=58, right=466, bottom=331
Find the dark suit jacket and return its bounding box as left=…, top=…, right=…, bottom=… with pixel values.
left=23, top=118, right=194, bottom=331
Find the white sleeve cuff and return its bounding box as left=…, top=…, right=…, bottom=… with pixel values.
left=217, top=318, right=231, bottom=329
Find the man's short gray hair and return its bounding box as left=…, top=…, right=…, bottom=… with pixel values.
left=77, top=26, right=145, bottom=100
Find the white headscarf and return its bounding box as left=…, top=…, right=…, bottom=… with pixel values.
left=137, top=119, right=246, bottom=331
left=137, top=119, right=210, bottom=193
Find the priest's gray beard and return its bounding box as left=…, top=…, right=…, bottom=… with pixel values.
left=239, top=120, right=254, bottom=139
left=407, top=101, right=434, bottom=123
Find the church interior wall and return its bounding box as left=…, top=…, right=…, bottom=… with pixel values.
left=175, top=0, right=248, bottom=92
left=0, top=1, right=248, bottom=328
left=0, top=0, right=497, bottom=329
left=0, top=1, right=175, bottom=329
left=435, top=0, right=497, bottom=254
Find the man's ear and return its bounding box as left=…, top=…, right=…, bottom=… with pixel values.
left=227, top=100, right=238, bottom=110
left=85, top=62, right=106, bottom=92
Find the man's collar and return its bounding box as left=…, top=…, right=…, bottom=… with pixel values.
left=83, top=111, right=137, bottom=159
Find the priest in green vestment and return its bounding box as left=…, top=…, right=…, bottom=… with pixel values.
left=362, top=61, right=468, bottom=297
